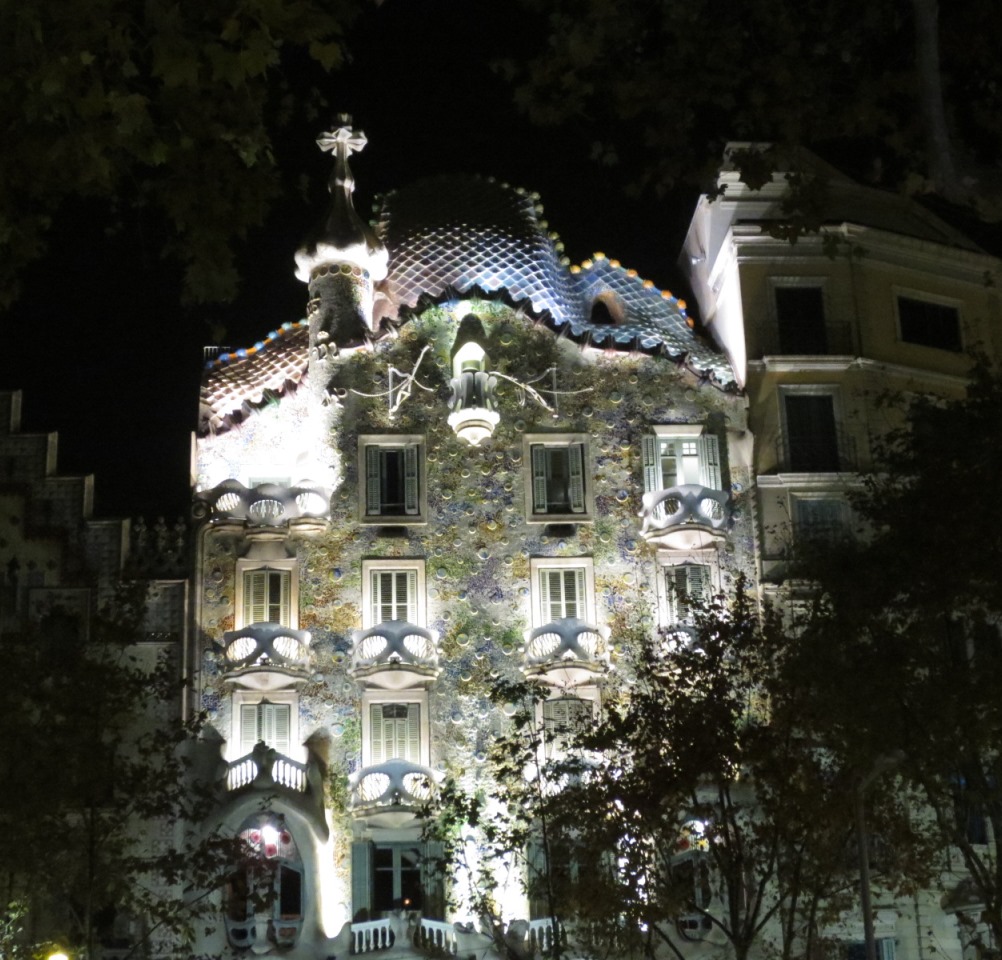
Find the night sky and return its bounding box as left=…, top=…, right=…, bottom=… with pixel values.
left=0, top=3, right=700, bottom=521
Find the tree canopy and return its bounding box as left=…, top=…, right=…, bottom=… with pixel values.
left=506, top=0, right=1002, bottom=218
left=0, top=0, right=360, bottom=308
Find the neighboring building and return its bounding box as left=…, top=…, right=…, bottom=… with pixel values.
left=185, top=123, right=755, bottom=957
left=680, top=144, right=1002, bottom=960
left=0, top=390, right=189, bottom=957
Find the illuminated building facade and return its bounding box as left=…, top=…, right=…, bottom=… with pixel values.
left=186, top=123, right=755, bottom=958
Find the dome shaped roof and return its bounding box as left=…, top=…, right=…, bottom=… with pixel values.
left=376, top=176, right=734, bottom=386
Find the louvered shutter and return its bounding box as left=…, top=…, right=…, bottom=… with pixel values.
left=244, top=571, right=268, bottom=625
left=406, top=704, right=420, bottom=762
left=403, top=445, right=419, bottom=515
left=539, top=570, right=557, bottom=621
left=564, top=569, right=584, bottom=619
left=262, top=703, right=291, bottom=755
left=686, top=564, right=710, bottom=606
left=531, top=445, right=549, bottom=513
left=351, top=842, right=374, bottom=918
left=641, top=435, right=661, bottom=494
left=370, top=705, right=385, bottom=764
left=404, top=570, right=417, bottom=623
left=697, top=435, right=722, bottom=490
left=567, top=444, right=585, bottom=513
left=270, top=571, right=291, bottom=625
left=366, top=446, right=383, bottom=515
left=240, top=703, right=260, bottom=755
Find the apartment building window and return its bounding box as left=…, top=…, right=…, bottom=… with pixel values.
left=782, top=393, right=842, bottom=472
left=239, top=701, right=292, bottom=756
left=525, top=435, right=589, bottom=520
left=242, top=568, right=292, bottom=626
left=531, top=558, right=595, bottom=624
left=370, top=703, right=421, bottom=764
left=663, top=563, right=712, bottom=628
left=351, top=841, right=444, bottom=918
left=363, top=560, right=424, bottom=626
left=360, top=436, right=425, bottom=522
left=642, top=428, right=722, bottom=496
left=542, top=696, right=592, bottom=759
left=793, top=497, right=849, bottom=546
left=897, top=294, right=962, bottom=352
left=775, top=285, right=827, bottom=354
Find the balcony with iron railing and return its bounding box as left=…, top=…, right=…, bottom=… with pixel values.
left=639, top=485, right=731, bottom=550
left=193, top=480, right=330, bottom=527
left=524, top=618, right=611, bottom=687
left=350, top=759, right=437, bottom=829
left=776, top=428, right=857, bottom=474
left=350, top=621, right=440, bottom=690
left=221, top=623, right=311, bottom=690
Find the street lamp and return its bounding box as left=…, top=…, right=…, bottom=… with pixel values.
left=854, top=751, right=905, bottom=960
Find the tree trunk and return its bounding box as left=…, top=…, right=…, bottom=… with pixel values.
left=911, top=0, right=959, bottom=198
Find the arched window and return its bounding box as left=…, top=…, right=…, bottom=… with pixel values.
left=226, top=814, right=304, bottom=950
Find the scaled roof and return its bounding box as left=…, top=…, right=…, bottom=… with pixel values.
left=200, top=177, right=736, bottom=435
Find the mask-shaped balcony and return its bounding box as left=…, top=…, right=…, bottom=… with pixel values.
left=639, top=484, right=730, bottom=550
left=524, top=618, right=611, bottom=688
left=194, top=480, right=330, bottom=528
left=447, top=371, right=500, bottom=447
left=350, top=622, right=440, bottom=689
left=350, top=759, right=437, bottom=829
left=221, top=624, right=311, bottom=691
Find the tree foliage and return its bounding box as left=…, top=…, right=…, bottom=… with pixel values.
left=505, top=0, right=1002, bottom=216
left=0, top=583, right=236, bottom=959
left=0, top=0, right=361, bottom=308
left=429, top=581, right=924, bottom=959
left=787, top=359, right=1002, bottom=955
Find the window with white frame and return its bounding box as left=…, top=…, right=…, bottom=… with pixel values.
left=846, top=940, right=896, bottom=960
left=359, top=436, right=425, bottom=522
left=239, top=701, right=292, bottom=756
left=542, top=696, right=592, bottom=760
left=525, top=435, right=589, bottom=519
left=792, top=496, right=849, bottom=546
left=663, top=563, right=712, bottom=628
left=242, top=567, right=292, bottom=626
left=642, top=426, right=722, bottom=499
left=531, top=558, right=595, bottom=624
left=362, top=560, right=424, bottom=626
left=370, top=703, right=421, bottom=764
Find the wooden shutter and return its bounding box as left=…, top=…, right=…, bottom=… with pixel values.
left=370, top=704, right=385, bottom=764
left=531, top=445, right=549, bottom=513
left=697, top=435, right=722, bottom=490
left=567, top=444, right=585, bottom=513
left=351, top=841, right=374, bottom=920
left=244, top=570, right=290, bottom=625
left=563, top=568, right=585, bottom=619
left=261, top=702, right=291, bottom=755
left=240, top=703, right=260, bottom=755
left=243, top=571, right=267, bottom=625
left=539, top=570, right=556, bottom=621
left=667, top=565, right=709, bottom=624
left=372, top=569, right=418, bottom=623
left=406, top=704, right=420, bottom=762
left=641, top=435, right=661, bottom=494
left=365, top=445, right=382, bottom=515
left=403, top=445, right=419, bottom=515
